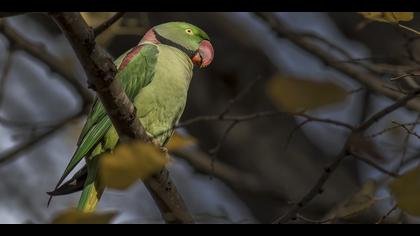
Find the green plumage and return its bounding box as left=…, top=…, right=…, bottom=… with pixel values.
left=50, top=22, right=212, bottom=212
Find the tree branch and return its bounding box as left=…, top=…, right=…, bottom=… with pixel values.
left=93, top=12, right=126, bottom=38
left=357, top=87, right=420, bottom=131
left=49, top=12, right=193, bottom=224
left=349, top=151, right=399, bottom=177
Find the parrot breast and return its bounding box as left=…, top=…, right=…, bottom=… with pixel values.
left=134, top=44, right=194, bottom=145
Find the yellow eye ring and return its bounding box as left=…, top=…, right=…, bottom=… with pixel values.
left=185, top=29, right=193, bottom=35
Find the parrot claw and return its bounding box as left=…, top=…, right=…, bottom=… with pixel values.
left=149, top=135, right=168, bottom=155
left=159, top=146, right=168, bottom=154
left=151, top=138, right=161, bottom=147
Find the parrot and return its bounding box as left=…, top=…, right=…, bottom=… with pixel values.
left=47, top=22, right=214, bottom=212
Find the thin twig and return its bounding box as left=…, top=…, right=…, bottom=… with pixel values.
left=393, top=120, right=420, bottom=140
left=93, top=12, right=126, bottom=38
left=390, top=73, right=420, bottom=81
left=357, top=87, right=420, bottom=131
left=0, top=115, right=66, bottom=129
left=208, top=121, right=238, bottom=176
left=284, top=119, right=310, bottom=150
left=350, top=151, right=399, bottom=177
left=376, top=204, right=398, bottom=224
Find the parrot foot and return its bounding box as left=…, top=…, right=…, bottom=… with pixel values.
left=159, top=146, right=168, bottom=154
left=150, top=137, right=168, bottom=155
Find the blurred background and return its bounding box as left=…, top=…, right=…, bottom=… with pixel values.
left=1, top=12, right=420, bottom=224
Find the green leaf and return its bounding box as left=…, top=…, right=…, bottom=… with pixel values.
left=389, top=166, right=420, bottom=216
left=266, top=75, right=347, bottom=112
left=51, top=209, right=117, bottom=224
left=99, top=141, right=168, bottom=190
left=359, top=12, right=414, bottom=23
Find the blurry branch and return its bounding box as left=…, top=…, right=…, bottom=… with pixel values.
left=350, top=152, right=399, bottom=177
left=0, top=48, right=14, bottom=108
left=393, top=120, right=420, bottom=140
left=0, top=12, right=28, bottom=18
left=177, top=111, right=354, bottom=131
left=273, top=86, right=420, bottom=223
left=300, top=32, right=382, bottom=75
left=0, top=112, right=83, bottom=130
left=49, top=12, right=193, bottom=224
left=357, top=88, right=420, bottom=131
left=0, top=110, right=84, bottom=166
left=393, top=114, right=420, bottom=174
left=0, top=21, right=92, bottom=105
left=390, top=73, right=420, bottom=81
left=93, top=12, right=126, bottom=38
left=173, top=148, right=286, bottom=202
left=254, top=12, right=420, bottom=112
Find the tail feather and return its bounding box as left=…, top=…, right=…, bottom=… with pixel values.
left=77, top=156, right=104, bottom=212
left=47, top=165, right=88, bottom=206
left=77, top=180, right=105, bottom=212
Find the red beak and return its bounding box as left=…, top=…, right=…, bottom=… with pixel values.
left=192, top=40, right=214, bottom=68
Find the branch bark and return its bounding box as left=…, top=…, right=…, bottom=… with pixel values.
left=49, top=12, right=193, bottom=224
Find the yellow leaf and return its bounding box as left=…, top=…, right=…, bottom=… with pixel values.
left=333, top=180, right=377, bottom=219
left=166, top=132, right=197, bottom=151
left=266, top=75, right=347, bottom=112
left=358, top=12, right=414, bottom=23
left=51, top=209, right=117, bottom=224
left=99, top=141, right=168, bottom=190
left=389, top=166, right=420, bottom=216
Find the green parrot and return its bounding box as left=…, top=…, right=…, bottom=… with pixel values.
left=47, top=22, right=214, bottom=212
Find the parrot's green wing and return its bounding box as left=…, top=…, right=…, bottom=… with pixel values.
left=53, top=43, right=159, bottom=191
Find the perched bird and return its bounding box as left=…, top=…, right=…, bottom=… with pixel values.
left=48, top=22, right=214, bottom=212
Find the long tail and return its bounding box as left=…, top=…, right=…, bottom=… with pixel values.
left=47, top=166, right=87, bottom=198
left=77, top=157, right=104, bottom=212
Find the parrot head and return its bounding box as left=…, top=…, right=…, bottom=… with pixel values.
left=140, top=22, right=214, bottom=68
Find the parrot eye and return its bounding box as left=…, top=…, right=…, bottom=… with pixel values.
left=185, top=28, right=194, bottom=35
